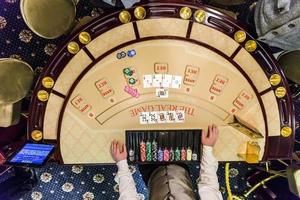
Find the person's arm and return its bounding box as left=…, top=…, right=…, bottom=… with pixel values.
left=110, top=140, right=140, bottom=200
left=197, top=125, right=223, bottom=200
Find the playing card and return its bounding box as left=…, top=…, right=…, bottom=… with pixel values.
left=143, top=75, right=153, bottom=88
left=139, top=112, right=149, bottom=124
left=156, top=88, right=169, bottom=98
left=153, top=74, right=163, bottom=88
left=162, top=74, right=172, bottom=88
left=166, top=111, right=176, bottom=123
left=157, top=111, right=167, bottom=123
left=171, top=75, right=182, bottom=89
left=175, top=110, right=185, bottom=123
left=148, top=112, right=157, bottom=124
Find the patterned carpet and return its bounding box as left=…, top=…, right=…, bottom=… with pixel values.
left=0, top=0, right=299, bottom=200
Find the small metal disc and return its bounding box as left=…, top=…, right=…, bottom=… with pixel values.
left=180, top=7, right=192, bottom=20
left=119, top=10, right=131, bottom=24
left=194, top=9, right=206, bottom=23
left=31, top=130, right=43, bottom=141
left=134, top=6, right=146, bottom=20
left=67, top=41, right=79, bottom=54
left=281, top=126, right=292, bottom=137
left=245, top=40, right=257, bottom=52
left=269, top=74, right=281, bottom=86
left=42, top=76, right=54, bottom=89
left=79, top=31, right=91, bottom=44
left=275, top=87, right=286, bottom=98
left=234, top=30, right=246, bottom=43
left=37, top=90, right=49, bottom=101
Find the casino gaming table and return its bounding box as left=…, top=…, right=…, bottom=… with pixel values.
left=28, top=0, right=295, bottom=164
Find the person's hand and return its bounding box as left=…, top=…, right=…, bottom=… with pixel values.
left=110, top=140, right=127, bottom=162
left=202, top=124, right=219, bottom=147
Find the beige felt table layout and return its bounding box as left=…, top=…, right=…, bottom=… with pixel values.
left=39, top=18, right=282, bottom=164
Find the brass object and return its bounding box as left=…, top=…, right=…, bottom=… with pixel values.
left=119, top=10, right=131, bottom=24
left=287, top=165, right=300, bottom=196
left=0, top=58, right=33, bottom=127
left=0, top=102, right=21, bottom=127
left=67, top=41, right=80, bottom=54
left=31, top=130, right=43, bottom=141
left=234, top=30, right=246, bottom=43
left=246, top=141, right=260, bottom=163
left=237, top=141, right=261, bottom=163
left=244, top=174, right=279, bottom=197
left=281, top=126, right=292, bottom=137
left=0, top=58, right=33, bottom=104
left=275, top=87, right=286, bottom=98
left=269, top=74, right=281, bottom=86
left=20, top=0, right=76, bottom=39
left=37, top=90, right=49, bottom=102
left=180, top=7, right=192, bottom=20
left=245, top=40, right=257, bottom=52
left=134, top=6, right=146, bottom=20
left=42, top=77, right=54, bottom=89
left=194, top=9, right=206, bottom=23
left=278, top=50, right=300, bottom=84
left=78, top=31, right=91, bottom=44
left=228, top=116, right=264, bottom=139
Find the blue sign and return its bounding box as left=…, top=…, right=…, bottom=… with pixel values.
left=10, top=143, right=54, bottom=165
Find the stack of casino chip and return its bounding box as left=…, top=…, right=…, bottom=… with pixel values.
left=157, top=134, right=164, bottom=162
left=152, top=132, right=158, bottom=161
left=146, top=132, right=152, bottom=161
left=181, top=132, right=187, bottom=161
left=140, top=133, right=146, bottom=162
left=126, top=130, right=200, bottom=163
left=163, top=133, right=170, bottom=162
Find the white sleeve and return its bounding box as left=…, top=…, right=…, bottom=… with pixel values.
left=198, top=145, right=223, bottom=200
left=115, top=159, right=140, bottom=200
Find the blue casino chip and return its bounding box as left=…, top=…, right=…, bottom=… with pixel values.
left=127, top=50, right=136, bottom=57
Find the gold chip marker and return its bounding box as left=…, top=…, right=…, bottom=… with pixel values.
left=31, top=130, right=43, bottom=141
left=37, top=90, right=49, bottom=101
left=269, top=74, right=281, bottom=86
left=194, top=9, right=206, bottom=23
left=79, top=32, right=91, bottom=44
left=119, top=10, right=131, bottom=24
left=67, top=41, right=80, bottom=54
left=134, top=6, right=146, bottom=20
left=180, top=7, right=192, bottom=20
left=281, top=126, right=292, bottom=137
left=42, top=77, right=54, bottom=89
left=245, top=40, right=257, bottom=52
left=275, top=87, right=286, bottom=98
left=234, top=30, right=246, bottom=43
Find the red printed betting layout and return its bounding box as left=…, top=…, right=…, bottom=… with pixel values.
left=71, top=94, right=92, bottom=114
left=233, top=90, right=253, bottom=110
left=209, top=74, right=229, bottom=101
left=183, top=65, right=199, bottom=86
left=95, top=78, right=114, bottom=98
